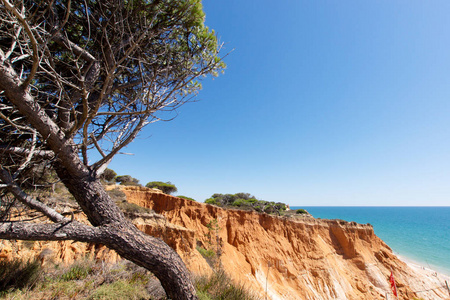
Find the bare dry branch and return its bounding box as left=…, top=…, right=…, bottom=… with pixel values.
left=0, top=168, right=68, bottom=223
left=1, top=0, right=39, bottom=89
left=13, top=129, right=37, bottom=178
left=0, top=146, right=54, bottom=159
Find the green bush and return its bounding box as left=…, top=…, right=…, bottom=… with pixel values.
left=115, top=175, right=141, bottom=186
left=0, top=258, right=42, bottom=293
left=205, top=198, right=219, bottom=205
left=145, top=181, right=177, bottom=195
left=204, top=193, right=288, bottom=215
left=106, top=188, right=127, bottom=202
left=197, top=247, right=216, bottom=258
left=207, top=193, right=257, bottom=206
left=296, top=209, right=308, bottom=214
left=115, top=200, right=152, bottom=215
left=231, top=199, right=244, bottom=207
left=100, top=168, right=117, bottom=182
left=118, top=180, right=142, bottom=186
left=47, top=280, right=83, bottom=299
left=178, top=195, right=196, bottom=202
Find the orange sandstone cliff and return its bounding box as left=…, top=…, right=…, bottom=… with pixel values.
left=1, top=187, right=448, bottom=300
left=122, top=186, right=449, bottom=300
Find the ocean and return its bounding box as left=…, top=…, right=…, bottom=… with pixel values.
left=290, top=206, right=450, bottom=276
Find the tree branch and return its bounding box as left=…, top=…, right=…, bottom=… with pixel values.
left=91, top=116, right=148, bottom=172
left=0, top=61, right=89, bottom=178
left=0, top=145, right=54, bottom=159
left=52, top=33, right=95, bottom=63
left=0, top=221, right=103, bottom=242
left=1, top=0, right=39, bottom=89
left=13, top=130, right=37, bottom=178
left=0, top=168, right=68, bottom=223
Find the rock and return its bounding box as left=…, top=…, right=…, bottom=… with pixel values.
left=121, top=186, right=449, bottom=300
left=2, top=186, right=447, bottom=300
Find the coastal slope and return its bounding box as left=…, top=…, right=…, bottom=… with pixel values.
left=123, top=186, right=449, bottom=300
left=1, top=186, right=448, bottom=299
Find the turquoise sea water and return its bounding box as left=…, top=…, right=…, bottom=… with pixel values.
left=290, top=206, right=450, bottom=276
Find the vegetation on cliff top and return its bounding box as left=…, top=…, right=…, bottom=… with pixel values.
left=102, top=169, right=308, bottom=217
left=205, top=193, right=288, bottom=215
left=146, top=181, right=178, bottom=195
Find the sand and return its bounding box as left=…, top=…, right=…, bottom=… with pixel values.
left=398, top=255, right=450, bottom=299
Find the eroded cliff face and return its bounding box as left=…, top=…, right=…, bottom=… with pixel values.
left=122, top=186, right=449, bottom=300
left=2, top=187, right=448, bottom=300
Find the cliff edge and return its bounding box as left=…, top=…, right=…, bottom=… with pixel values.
left=1, top=186, right=448, bottom=299
left=122, top=186, right=449, bottom=300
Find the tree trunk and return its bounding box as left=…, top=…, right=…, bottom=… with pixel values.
left=54, top=165, right=198, bottom=300
left=103, top=223, right=198, bottom=300
left=0, top=219, right=198, bottom=300
left=1, top=28, right=199, bottom=300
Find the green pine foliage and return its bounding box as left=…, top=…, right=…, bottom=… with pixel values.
left=204, top=193, right=288, bottom=215
left=178, top=195, right=196, bottom=202
left=115, top=175, right=141, bottom=187
left=145, top=181, right=178, bottom=195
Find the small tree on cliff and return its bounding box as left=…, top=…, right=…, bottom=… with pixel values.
left=116, top=175, right=141, bottom=186
left=0, top=1, right=224, bottom=299
left=100, top=168, right=117, bottom=183
left=146, top=181, right=178, bottom=195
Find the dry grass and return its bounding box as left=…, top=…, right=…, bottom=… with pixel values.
left=0, top=257, right=259, bottom=300
left=194, top=269, right=260, bottom=300
left=0, top=258, right=165, bottom=300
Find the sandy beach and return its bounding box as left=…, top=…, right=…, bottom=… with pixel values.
left=398, top=255, right=450, bottom=299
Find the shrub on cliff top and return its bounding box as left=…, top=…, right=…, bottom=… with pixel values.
left=115, top=175, right=141, bottom=187
left=205, top=193, right=257, bottom=206
left=145, top=181, right=178, bottom=195
left=205, top=198, right=219, bottom=205
left=204, top=193, right=288, bottom=215
left=178, top=195, right=196, bottom=202
left=100, top=168, right=117, bottom=183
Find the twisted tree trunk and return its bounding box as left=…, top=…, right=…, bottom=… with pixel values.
left=0, top=216, right=198, bottom=300
left=0, top=60, right=198, bottom=300
left=55, top=168, right=198, bottom=300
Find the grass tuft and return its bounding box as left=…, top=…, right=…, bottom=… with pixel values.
left=60, top=260, right=93, bottom=281
left=0, top=258, right=42, bottom=293
left=88, top=280, right=150, bottom=300
left=195, top=269, right=259, bottom=300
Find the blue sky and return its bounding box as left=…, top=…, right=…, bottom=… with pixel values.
left=110, top=1, right=450, bottom=206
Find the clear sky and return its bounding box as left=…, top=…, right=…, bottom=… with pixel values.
left=109, top=1, right=450, bottom=206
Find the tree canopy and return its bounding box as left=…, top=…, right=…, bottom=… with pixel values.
left=100, top=168, right=117, bottom=182
left=0, top=1, right=224, bottom=299
left=0, top=0, right=225, bottom=184
left=146, top=181, right=177, bottom=194
left=116, top=175, right=141, bottom=186
left=205, top=193, right=287, bottom=214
